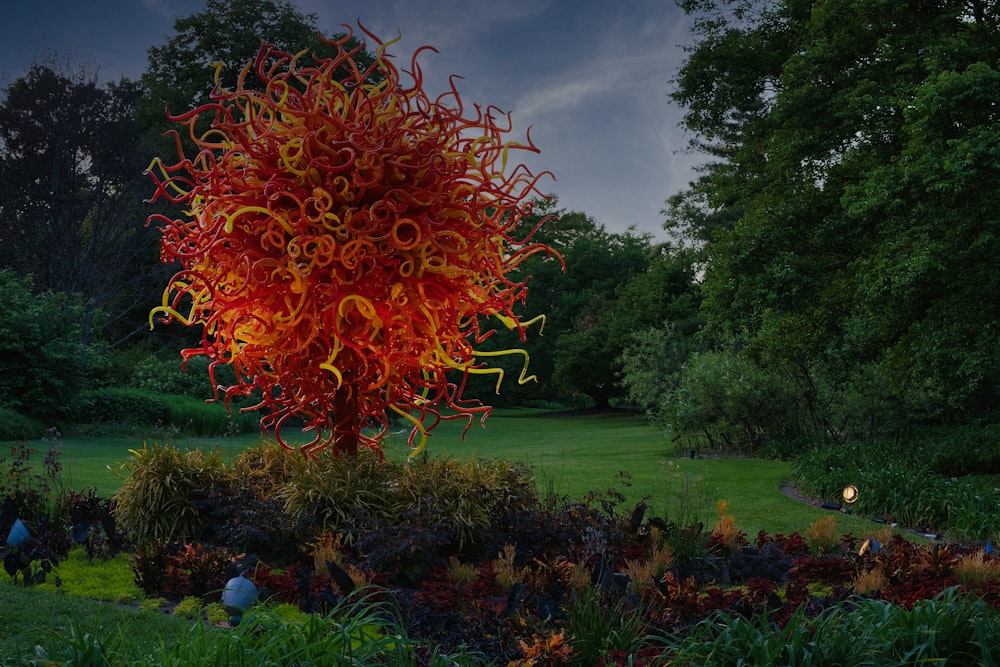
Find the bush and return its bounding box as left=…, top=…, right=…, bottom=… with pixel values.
left=665, top=350, right=810, bottom=453
left=161, top=394, right=260, bottom=437
left=130, top=353, right=238, bottom=398
left=74, top=387, right=258, bottom=436
left=278, top=448, right=397, bottom=533
left=80, top=387, right=171, bottom=427
left=113, top=444, right=228, bottom=546
left=928, top=423, right=1000, bottom=476
left=0, top=407, right=46, bottom=440
left=113, top=443, right=541, bottom=566
left=0, top=270, right=99, bottom=420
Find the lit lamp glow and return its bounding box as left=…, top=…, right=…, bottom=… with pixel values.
left=843, top=485, right=859, bottom=504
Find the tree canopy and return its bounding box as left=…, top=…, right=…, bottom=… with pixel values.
left=139, top=0, right=375, bottom=154
left=663, top=0, right=1000, bottom=436
left=466, top=200, right=701, bottom=410
left=0, top=63, right=159, bottom=343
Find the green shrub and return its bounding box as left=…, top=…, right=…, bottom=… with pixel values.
left=665, top=350, right=809, bottom=453
left=0, top=406, right=46, bottom=440
left=230, top=441, right=305, bottom=489
left=278, top=448, right=397, bottom=533
left=80, top=387, right=171, bottom=427
left=161, top=393, right=260, bottom=437
left=130, top=353, right=238, bottom=397
left=113, top=443, right=228, bottom=545
left=0, top=270, right=98, bottom=420
left=75, top=386, right=258, bottom=436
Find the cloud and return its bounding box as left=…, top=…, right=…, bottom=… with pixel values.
left=513, top=75, right=611, bottom=121
left=133, top=0, right=173, bottom=19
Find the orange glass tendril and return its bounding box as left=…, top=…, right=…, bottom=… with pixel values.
left=146, top=24, right=559, bottom=458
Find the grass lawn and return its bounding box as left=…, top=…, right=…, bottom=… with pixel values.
left=7, top=409, right=886, bottom=539
left=0, top=584, right=198, bottom=662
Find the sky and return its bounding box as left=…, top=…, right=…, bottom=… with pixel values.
left=1, top=0, right=705, bottom=240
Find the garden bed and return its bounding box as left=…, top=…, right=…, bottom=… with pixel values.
left=4, top=440, right=1000, bottom=665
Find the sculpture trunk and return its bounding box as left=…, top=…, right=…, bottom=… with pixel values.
left=332, top=390, right=360, bottom=457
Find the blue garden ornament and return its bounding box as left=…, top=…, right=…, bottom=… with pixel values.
left=6, top=519, right=31, bottom=547
left=222, top=575, right=258, bottom=625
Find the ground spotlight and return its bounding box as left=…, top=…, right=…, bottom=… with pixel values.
left=842, top=485, right=859, bottom=505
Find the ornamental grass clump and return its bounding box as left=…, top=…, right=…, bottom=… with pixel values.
left=710, top=499, right=745, bottom=554
left=277, top=447, right=397, bottom=531
left=852, top=565, right=888, bottom=596
left=953, top=549, right=1000, bottom=586
left=492, top=544, right=523, bottom=589
left=112, top=441, right=540, bottom=565
left=804, top=514, right=842, bottom=555
left=622, top=526, right=672, bottom=595
left=113, top=443, right=227, bottom=546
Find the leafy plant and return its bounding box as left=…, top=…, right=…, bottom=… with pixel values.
left=562, top=585, right=647, bottom=666
left=128, top=541, right=173, bottom=596
left=172, top=595, right=203, bottom=619
left=0, top=442, right=66, bottom=528
left=278, top=448, right=396, bottom=534
left=31, top=616, right=117, bottom=667
left=34, top=546, right=141, bottom=603
left=668, top=588, right=1000, bottom=666
left=113, top=443, right=227, bottom=545
left=151, top=588, right=486, bottom=666
left=166, top=541, right=233, bottom=599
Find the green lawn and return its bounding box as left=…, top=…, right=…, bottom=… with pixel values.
left=7, top=409, right=885, bottom=539
left=0, top=584, right=198, bottom=663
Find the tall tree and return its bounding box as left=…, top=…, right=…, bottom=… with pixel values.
left=470, top=200, right=700, bottom=410
left=139, top=0, right=376, bottom=154
left=669, top=0, right=1000, bottom=428
left=0, top=63, right=158, bottom=344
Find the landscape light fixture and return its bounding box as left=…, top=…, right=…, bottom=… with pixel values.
left=859, top=536, right=881, bottom=556
left=842, top=485, right=859, bottom=504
